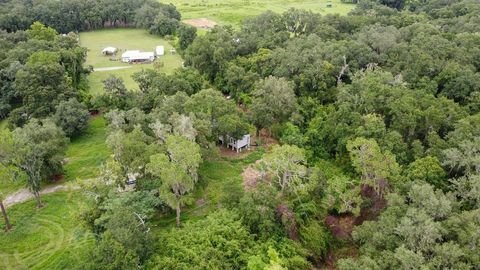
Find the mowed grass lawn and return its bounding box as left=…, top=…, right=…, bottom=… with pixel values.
left=64, top=116, right=110, bottom=182
left=0, top=191, right=94, bottom=270
left=171, top=0, right=355, bottom=26
left=79, top=28, right=183, bottom=94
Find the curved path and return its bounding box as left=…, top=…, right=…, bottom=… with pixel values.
left=4, top=185, right=79, bottom=208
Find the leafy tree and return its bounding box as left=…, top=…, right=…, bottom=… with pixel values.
left=12, top=119, right=68, bottom=207
left=106, top=126, right=157, bottom=179
left=250, top=76, right=297, bottom=133
left=146, top=153, right=194, bottom=227
left=451, top=174, right=480, bottom=209
left=149, top=13, right=178, bottom=37
left=185, top=27, right=236, bottom=81
left=165, top=135, right=202, bottom=182
left=218, top=63, right=259, bottom=100
left=148, top=210, right=255, bottom=269
left=238, top=183, right=283, bottom=238
left=53, top=98, right=90, bottom=137
left=14, top=51, right=74, bottom=120
left=177, top=23, right=197, bottom=50
left=347, top=137, right=401, bottom=195
left=217, top=113, right=251, bottom=141
left=405, top=156, right=446, bottom=188
left=26, top=21, right=57, bottom=41
left=281, top=8, right=319, bottom=37
left=101, top=75, right=129, bottom=109
left=280, top=122, right=306, bottom=147
left=339, top=182, right=479, bottom=269
left=260, top=145, right=307, bottom=193
left=442, top=137, right=480, bottom=176
left=88, top=231, right=139, bottom=270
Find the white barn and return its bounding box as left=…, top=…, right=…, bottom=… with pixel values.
left=156, top=46, right=165, bottom=56
left=121, top=50, right=154, bottom=63
left=220, top=134, right=251, bottom=153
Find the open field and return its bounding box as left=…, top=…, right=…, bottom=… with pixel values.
left=171, top=0, right=355, bottom=26
left=79, top=29, right=183, bottom=94
left=0, top=191, right=94, bottom=270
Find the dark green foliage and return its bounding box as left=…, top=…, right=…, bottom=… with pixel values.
left=0, top=0, right=181, bottom=33
left=53, top=98, right=90, bottom=137
left=149, top=13, right=178, bottom=37
left=177, top=23, right=197, bottom=50
left=149, top=210, right=255, bottom=269
left=338, top=182, right=480, bottom=269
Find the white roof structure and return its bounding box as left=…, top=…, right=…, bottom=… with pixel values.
left=156, top=46, right=164, bottom=56
left=121, top=50, right=154, bottom=62
left=102, top=47, right=117, bottom=54
left=129, top=52, right=154, bottom=61
left=121, top=50, right=140, bottom=58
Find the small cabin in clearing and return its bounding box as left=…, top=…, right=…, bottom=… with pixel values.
left=219, top=134, right=251, bottom=153
left=102, top=47, right=117, bottom=55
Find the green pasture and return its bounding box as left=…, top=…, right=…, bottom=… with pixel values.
left=0, top=191, right=94, bottom=270
left=170, top=0, right=355, bottom=26
left=79, top=28, right=183, bottom=94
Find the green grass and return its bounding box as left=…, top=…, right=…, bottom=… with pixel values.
left=152, top=149, right=264, bottom=228
left=0, top=119, right=7, bottom=130
left=64, top=116, right=110, bottom=182
left=0, top=191, right=94, bottom=270
left=79, top=28, right=183, bottom=94
left=170, top=0, right=355, bottom=26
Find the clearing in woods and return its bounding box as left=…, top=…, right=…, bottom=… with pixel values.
left=171, top=0, right=355, bottom=26
left=79, top=28, right=183, bottom=95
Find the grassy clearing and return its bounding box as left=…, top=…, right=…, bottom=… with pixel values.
left=64, top=116, right=110, bottom=182
left=79, top=28, right=183, bottom=94
left=0, top=118, right=7, bottom=130
left=0, top=191, right=94, bottom=270
left=171, top=0, right=355, bottom=26
left=151, top=148, right=264, bottom=228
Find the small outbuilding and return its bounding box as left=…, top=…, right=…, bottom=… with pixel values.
left=102, top=47, right=117, bottom=55
left=156, top=46, right=165, bottom=56
left=219, top=134, right=251, bottom=153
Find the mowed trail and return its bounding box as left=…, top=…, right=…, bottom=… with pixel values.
left=0, top=192, right=94, bottom=270
left=4, top=185, right=80, bottom=208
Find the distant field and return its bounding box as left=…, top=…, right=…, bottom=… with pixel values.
left=170, top=0, right=355, bottom=26
left=79, top=28, right=183, bottom=94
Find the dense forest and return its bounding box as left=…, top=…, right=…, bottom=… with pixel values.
left=0, top=0, right=479, bottom=269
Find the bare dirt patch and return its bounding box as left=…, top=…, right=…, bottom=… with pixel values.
left=242, top=160, right=263, bottom=190
left=183, top=18, right=217, bottom=29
